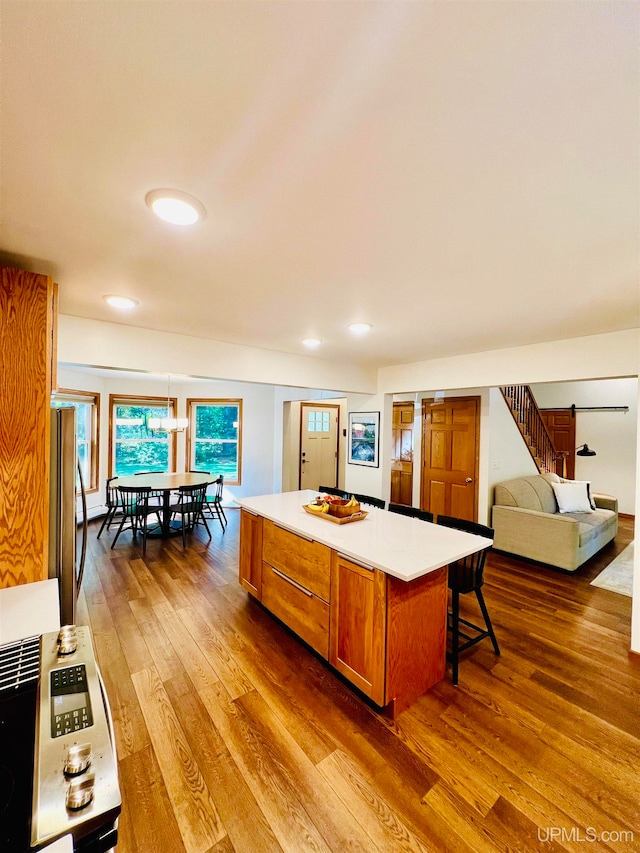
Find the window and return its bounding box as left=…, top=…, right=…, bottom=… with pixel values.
left=187, top=399, right=242, bottom=485
left=52, top=389, right=100, bottom=492
left=110, top=395, right=178, bottom=477
left=308, top=410, right=330, bottom=432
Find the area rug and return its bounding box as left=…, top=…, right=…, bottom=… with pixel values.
left=590, top=542, right=634, bottom=597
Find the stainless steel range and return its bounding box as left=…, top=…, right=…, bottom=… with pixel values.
left=0, top=625, right=121, bottom=852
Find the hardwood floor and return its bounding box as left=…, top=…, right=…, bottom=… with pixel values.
left=79, top=511, right=639, bottom=853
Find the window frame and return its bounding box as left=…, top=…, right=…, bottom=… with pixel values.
left=52, top=388, right=100, bottom=493
left=186, top=398, right=243, bottom=485
left=109, top=394, right=179, bottom=478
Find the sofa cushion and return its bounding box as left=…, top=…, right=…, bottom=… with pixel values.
left=494, top=473, right=560, bottom=514
left=567, top=509, right=618, bottom=547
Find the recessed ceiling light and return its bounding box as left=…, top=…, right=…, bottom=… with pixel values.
left=302, top=338, right=322, bottom=348
left=348, top=322, right=372, bottom=335
left=145, top=189, right=206, bottom=226
left=103, top=294, right=139, bottom=311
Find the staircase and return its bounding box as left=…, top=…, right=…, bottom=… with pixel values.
left=500, top=385, right=567, bottom=475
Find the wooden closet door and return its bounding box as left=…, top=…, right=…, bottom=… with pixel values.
left=390, top=402, right=414, bottom=506
left=421, top=397, right=480, bottom=522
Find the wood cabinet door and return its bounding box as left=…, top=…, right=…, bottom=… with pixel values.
left=0, top=267, right=55, bottom=587
left=329, top=553, right=386, bottom=705
left=239, top=510, right=263, bottom=598
left=262, top=520, right=331, bottom=601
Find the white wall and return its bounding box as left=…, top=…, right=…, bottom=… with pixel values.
left=59, top=315, right=377, bottom=394
left=342, top=393, right=391, bottom=502
left=378, top=329, right=639, bottom=394
left=530, top=379, right=638, bottom=515
left=487, top=388, right=539, bottom=501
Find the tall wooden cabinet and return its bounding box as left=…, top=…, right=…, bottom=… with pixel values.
left=0, top=267, right=57, bottom=588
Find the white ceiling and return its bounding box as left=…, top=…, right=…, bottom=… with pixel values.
left=1, top=1, right=638, bottom=370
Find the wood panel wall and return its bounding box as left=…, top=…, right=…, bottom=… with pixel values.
left=0, top=267, right=55, bottom=587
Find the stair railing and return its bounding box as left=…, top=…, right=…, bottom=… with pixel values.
left=500, top=385, right=568, bottom=475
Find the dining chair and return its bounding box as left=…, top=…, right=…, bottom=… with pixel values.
left=110, top=486, right=161, bottom=555
left=134, top=470, right=163, bottom=504
left=170, top=483, right=211, bottom=547
left=190, top=470, right=227, bottom=530
left=436, top=515, right=499, bottom=686
left=203, top=475, right=227, bottom=531
left=97, top=476, right=122, bottom=539
left=353, top=492, right=385, bottom=510
left=318, top=485, right=347, bottom=499
left=388, top=503, right=434, bottom=522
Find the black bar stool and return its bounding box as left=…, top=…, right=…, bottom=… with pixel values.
left=437, top=515, right=500, bottom=685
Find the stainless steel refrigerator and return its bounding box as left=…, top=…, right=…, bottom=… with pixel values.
left=48, top=406, right=88, bottom=626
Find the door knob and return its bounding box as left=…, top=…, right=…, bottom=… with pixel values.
left=465, top=477, right=473, bottom=483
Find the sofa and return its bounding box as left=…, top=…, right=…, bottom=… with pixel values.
left=491, top=473, right=618, bottom=572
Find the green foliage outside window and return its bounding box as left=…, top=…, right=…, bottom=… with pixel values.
left=114, top=405, right=171, bottom=476
left=192, top=403, right=240, bottom=483
left=52, top=400, right=93, bottom=487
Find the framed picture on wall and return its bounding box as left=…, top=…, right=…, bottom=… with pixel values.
left=347, top=411, right=380, bottom=467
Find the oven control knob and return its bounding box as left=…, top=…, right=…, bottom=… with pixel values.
left=64, top=743, right=92, bottom=776
left=66, top=773, right=95, bottom=811
left=57, top=625, right=78, bottom=656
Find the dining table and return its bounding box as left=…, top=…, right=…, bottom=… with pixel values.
left=114, top=471, right=213, bottom=537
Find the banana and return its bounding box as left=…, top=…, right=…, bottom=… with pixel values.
left=347, top=496, right=358, bottom=507
left=307, top=502, right=324, bottom=512
left=321, top=502, right=330, bottom=514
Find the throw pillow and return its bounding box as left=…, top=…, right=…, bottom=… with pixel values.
left=552, top=481, right=594, bottom=514
left=570, top=480, right=597, bottom=510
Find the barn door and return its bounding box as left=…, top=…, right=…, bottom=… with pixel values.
left=539, top=408, right=576, bottom=479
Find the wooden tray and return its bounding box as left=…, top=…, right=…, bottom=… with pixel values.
left=302, top=505, right=368, bottom=524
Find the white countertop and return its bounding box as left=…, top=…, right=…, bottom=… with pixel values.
left=0, top=578, right=61, bottom=645
left=236, top=490, right=492, bottom=582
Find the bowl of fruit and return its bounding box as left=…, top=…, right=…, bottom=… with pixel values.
left=319, top=495, right=361, bottom=518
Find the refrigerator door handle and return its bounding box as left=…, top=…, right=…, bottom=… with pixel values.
left=76, top=460, right=88, bottom=595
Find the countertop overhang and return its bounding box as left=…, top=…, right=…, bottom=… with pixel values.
left=236, top=490, right=492, bottom=582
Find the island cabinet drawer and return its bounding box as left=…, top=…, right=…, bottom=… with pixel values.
left=261, top=562, right=329, bottom=659
left=262, top=520, right=331, bottom=601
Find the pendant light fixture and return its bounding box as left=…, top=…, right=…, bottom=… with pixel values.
left=148, top=375, right=188, bottom=432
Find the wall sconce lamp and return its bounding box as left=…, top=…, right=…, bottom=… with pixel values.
left=576, top=444, right=596, bottom=457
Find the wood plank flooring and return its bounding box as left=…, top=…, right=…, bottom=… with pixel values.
left=78, top=511, right=639, bottom=853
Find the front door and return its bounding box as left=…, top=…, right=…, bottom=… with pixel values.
left=540, top=408, right=576, bottom=479
left=421, top=397, right=480, bottom=521
left=390, top=402, right=414, bottom=506
left=300, top=404, right=339, bottom=490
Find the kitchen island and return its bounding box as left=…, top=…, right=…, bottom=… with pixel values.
left=236, top=490, right=492, bottom=714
